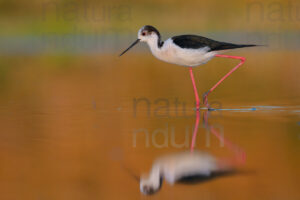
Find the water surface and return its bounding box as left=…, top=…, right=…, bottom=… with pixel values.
left=0, top=52, right=299, bottom=199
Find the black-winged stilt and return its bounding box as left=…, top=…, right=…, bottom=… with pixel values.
left=120, top=25, right=258, bottom=109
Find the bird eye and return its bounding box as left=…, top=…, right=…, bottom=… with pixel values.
left=142, top=32, right=146, bottom=36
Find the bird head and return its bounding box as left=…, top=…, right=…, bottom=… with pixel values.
left=137, top=25, right=160, bottom=42
left=139, top=175, right=161, bottom=195
left=119, top=25, right=160, bottom=56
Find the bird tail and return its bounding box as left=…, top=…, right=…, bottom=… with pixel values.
left=211, top=43, right=264, bottom=51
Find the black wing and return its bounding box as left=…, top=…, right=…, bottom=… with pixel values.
left=172, top=35, right=256, bottom=51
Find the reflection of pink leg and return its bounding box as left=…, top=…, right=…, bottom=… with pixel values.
left=190, top=110, right=200, bottom=153
left=189, top=67, right=200, bottom=110
left=203, top=55, right=246, bottom=107
left=204, top=111, right=246, bottom=164
left=210, top=127, right=246, bottom=164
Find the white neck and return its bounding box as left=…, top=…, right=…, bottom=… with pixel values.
left=146, top=34, right=163, bottom=54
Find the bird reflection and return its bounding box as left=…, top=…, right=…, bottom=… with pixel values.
left=139, top=150, right=232, bottom=195
left=136, top=110, right=246, bottom=195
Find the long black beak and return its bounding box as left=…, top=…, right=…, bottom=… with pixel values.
left=119, top=39, right=140, bottom=56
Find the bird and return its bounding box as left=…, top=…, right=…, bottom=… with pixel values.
left=139, top=151, right=234, bottom=195
left=120, top=25, right=260, bottom=110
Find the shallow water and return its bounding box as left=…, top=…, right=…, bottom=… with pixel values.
left=0, top=52, right=299, bottom=199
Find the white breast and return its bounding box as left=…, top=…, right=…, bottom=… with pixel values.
left=150, top=39, right=217, bottom=67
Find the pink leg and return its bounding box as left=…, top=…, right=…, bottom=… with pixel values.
left=190, top=110, right=200, bottom=153
left=189, top=67, right=200, bottom=110
left=203, top=55, right=246, bottom=107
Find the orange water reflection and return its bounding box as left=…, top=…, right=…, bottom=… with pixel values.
left=0, top=53, right=299, bottom=199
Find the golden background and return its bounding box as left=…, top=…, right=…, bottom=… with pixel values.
left=0, top=0, right=299, bottom=199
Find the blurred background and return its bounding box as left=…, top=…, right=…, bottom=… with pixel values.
left=0, top=0, right=299, bottom=199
